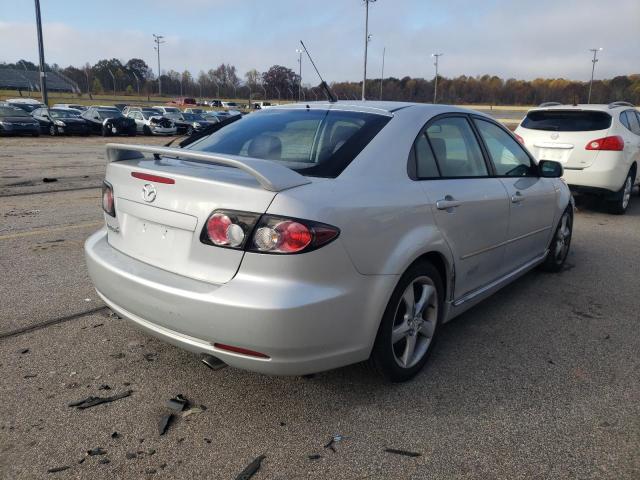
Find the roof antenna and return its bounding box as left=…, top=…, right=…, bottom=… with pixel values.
left=300, top=40, right=337, bottom=103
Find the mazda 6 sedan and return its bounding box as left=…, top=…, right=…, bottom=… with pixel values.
left=85, top=101, right=573, bottom=382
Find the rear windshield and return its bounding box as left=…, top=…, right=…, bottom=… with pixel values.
left=50, top=109, right=80, bottom=118
left=186, top=109, right=391, bottom=178
left=0, top=106, right=30, bottom=117
left=97, top=109, right=124, bottom=119
left=522, top=110, right=612, bottom=132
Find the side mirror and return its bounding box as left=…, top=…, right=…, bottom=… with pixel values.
left=539, top=160, right=563, bottom=178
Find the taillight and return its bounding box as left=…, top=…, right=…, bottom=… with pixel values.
left=514, top=133, right=525, bottom=144
left=201, top=210, right=260, bottom=249
left=585, top=135, right=624, bottom=151
left=200, top=210, right=340, bottom=254
left=102, top=181, right=115, bottom=217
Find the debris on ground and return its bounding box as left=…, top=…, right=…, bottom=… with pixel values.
left=143, top=353, right=157, bottom=362
left=98, top=384, right=111, bottom=391
left=108, top=310, right=122, bottom=319
left=110, top=431, right=121, bottom=439
left=110, top=353, right=125, bottom=359
left=99, top=458, right=110, bottom=465
left=158, top=414, right=173, bottom=435
left=20, top=348, right=29, bottom=354
left=87, top=447, right=107, bottom=456
left=384, top=448, right=421, bottom=457
left=166, top=394, right=189, bottom=412
left=308, top=454, right=322, bottom=460
left=24, top=374, right=37, bottom=379
left=145, top=468, right=157, bottom=474
left=42, top=177, right=58, bottom=183
left=234, top=455, right=266, bottom=480
left=126, top=452, right=137, bottom=460
left=182, top=405, right=206, bottom=418
left=47, top=466, right=70, bottom=473
left=68, top=390, right=133, bottom=410
left=324, top=434, right=345, bottom=453
left=92, top=323, right=104, bottom=328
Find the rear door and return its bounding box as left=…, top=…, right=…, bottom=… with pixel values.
left=621, top=110, right=640, bottom=185
left=415, top=115, right=510, bottom=298
left=517, top=109, right=612, bottom=168
left=474, top=117, right=557, bottom=270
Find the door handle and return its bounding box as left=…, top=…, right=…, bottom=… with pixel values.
left=511, top=191, right=525, bottom=204
left=436, top=196, right=462, bottom=210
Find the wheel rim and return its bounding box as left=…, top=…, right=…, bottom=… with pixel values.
left=554, top=211, right=572, bottom=263
left=49, top=126, right=55, bottom=135
left=391, top=276, right=438, bottom=369
left=622, top=176, right=632, bottom=210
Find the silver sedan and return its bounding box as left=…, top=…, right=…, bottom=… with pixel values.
left=85, top=101, right=573, bottom=382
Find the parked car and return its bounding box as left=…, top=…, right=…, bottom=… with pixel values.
left=31, top=107, right=90, bottom=136
left=126, top=110, right=177, bottom=136
left=153, top=106, right=182, bottom=115
left=169, top=97, right=196, bottom=107
left=85, top=101, right=573, bottom=382
left=184, top=108, right=205, bottom=114
left=0, top=105, right=40, bottom=136
left=81, top=106, right=137, bottom=136
left=52, top=103, right=88, bottom=112
left=6, top=98, right=46, bottom=113
left=122, top=106, right=163, bottom=116
left=221, top=101, right=239, bottom=110
left=163, top=112, right=218, bottom=135
left=252, top=101, right=274, bottom=110
left=206, top=99, right=223, bottom=108
left=516, top=101, right=640, bottom=214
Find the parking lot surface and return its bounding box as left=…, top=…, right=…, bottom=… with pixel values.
left=0, top=136, right=638, bottom=479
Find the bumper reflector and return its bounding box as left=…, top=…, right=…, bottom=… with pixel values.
left=213, top=343, right=270, bottom=359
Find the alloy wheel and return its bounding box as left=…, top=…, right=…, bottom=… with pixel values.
left=391, top=276, right=438, bottom=369
left=554, top=210, right=572, bottom=263
left=622, top=176, right=632, bottom=210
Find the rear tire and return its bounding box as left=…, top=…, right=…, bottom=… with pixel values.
left=49, top=125, right=57, bottom=136
left=540, top=206, right=573, bottom=272
left=187, top=126, right=194, bottom=136
left=143, top=125, right=152, bottom=136
left=368, top=261, right=443, bottom=382
left=607, top=171, right=633, bottom=215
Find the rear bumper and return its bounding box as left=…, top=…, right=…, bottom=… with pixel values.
left=85, top=229, right=395, bottom=375
left=563, top=152, right=631, bottom=193
left=151, top=126, right=177, bottom=135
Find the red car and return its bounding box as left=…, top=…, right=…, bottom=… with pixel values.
left=169, top=97, right=196, bottom=107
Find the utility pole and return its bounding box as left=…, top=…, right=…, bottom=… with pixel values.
left=588, top=47, right=603, bottom=104
left=296, top=48, right=303, bottom=101
left=33, top=0, right=48, bottom=104
left=379, top=46, right=385, bottom=100
left=153, top=34, right=165, bottom=97
left=132, top=72, right=140, bottom=96
left=432, top=53, right=443, bottom=104
left=362, top=0, right=376, bottom=100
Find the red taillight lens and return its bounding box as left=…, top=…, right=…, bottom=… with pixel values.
left=131, top=172, right=175, bottom=184
left=585, top=135, right=624, bottom=151
left=102, top=181, right=115, bottom=217
left=514, top=133, right=525, bottom=144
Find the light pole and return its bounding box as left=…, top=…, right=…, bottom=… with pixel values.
left=588, top=47, right=603, bottom=104
left=108, top=69, right=116, bottom=96
left=132, top=71, right=140, bottom=96
left=379, top=46, right=385, bottom=100
left=33, top=0, right=48, bottom=104
left=19, top=60, right=32, bottom=93
left=432, top=53, right=443, bottom=104
left=260, top=84, right=267, bottom=100
left=296, top=48, right=303, bottom=101
left=84, top=68, right=90, bottom=94
left=212, top=79, right=220, bottom=98
left=362, top=0, right=376, bottom=100
left=153, top=34, right=165, bottom=96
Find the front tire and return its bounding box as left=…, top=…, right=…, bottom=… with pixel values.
left=49, top=125, right=57, bottom=136
left=540, top=206, right=573, bottom=272
left=368, top=261, right=443, bottom=382
left=607, top=171, right=633, bottom=215
left=143, top=125, right=152, bottom=136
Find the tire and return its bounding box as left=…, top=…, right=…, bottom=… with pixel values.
left=49, top=125, right=57, bottom=136
left=540, top=206, right=573, bottom=272
left=187, top=126, right=194, bottom=136
left=143, top=125, right=152, bottom=136
left=101, top=124, right=111, bottom=137
left=368, top=261, right=444, bottom=382
left=607, top=171, right=634, bottom=215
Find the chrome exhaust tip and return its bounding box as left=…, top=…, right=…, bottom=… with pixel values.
left=200, top=354, right=227, bottom=371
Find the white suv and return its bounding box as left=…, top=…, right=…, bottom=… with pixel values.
left=515, top=102, right=640, bottom=214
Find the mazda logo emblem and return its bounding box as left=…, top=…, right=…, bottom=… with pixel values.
left=550, top=132, right=559, bottom=140
left=142, top=183, right=157, bottom=203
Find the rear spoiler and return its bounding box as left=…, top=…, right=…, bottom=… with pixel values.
left=105, top=143, right=311, bottom=192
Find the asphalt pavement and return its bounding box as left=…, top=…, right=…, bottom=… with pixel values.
left=0, top=136, right=638, bottom=479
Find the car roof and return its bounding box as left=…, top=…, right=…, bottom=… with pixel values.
left=267, top=100, right=485, bottom=118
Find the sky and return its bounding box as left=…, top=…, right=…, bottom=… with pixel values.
left=0, top=0, right=638, bottom=83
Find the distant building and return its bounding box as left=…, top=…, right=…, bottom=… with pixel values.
left=0, top=69, right=79, bottom=93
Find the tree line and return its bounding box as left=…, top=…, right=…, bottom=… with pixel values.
left=1, top=59, right=638, bottom=105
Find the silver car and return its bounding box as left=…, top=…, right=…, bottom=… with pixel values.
left=85, top=102, right=573, bottom=382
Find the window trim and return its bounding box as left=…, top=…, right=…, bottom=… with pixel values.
left=408, top=113, right=496, bottom=181
left=470, top=115, right=540, bottom=179
left=623, top=109, right=640, bottom=136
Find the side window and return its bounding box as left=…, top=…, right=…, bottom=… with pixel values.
left=413, top=133, right=440, bottom=178
left=474, top=119, right=536, bottom=177
left=425, top=117, right=488, bottom=177
left=625, top=110, right=640, bottom=136
left=620, top=112, right=632, bottom=131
